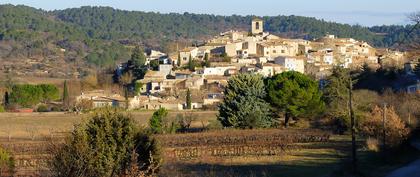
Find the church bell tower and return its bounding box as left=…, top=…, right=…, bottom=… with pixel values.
left=251, top=18, right=264, bottom=35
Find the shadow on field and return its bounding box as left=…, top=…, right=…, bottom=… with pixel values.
left=161, top=161, right=344, bottom=177
left=159, top=138, right=354, bottom=177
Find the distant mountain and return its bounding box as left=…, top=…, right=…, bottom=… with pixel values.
left=0, top=5, right=418, bottom=67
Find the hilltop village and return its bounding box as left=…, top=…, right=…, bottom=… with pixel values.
left=78, top=18, right=410, bottom=111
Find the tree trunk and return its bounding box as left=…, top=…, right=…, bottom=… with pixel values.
left=284, top=113, right=290, bottom=128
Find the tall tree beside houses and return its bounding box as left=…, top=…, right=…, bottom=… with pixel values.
left=203, top=53, right=210, bottom=67
left=177, top=52, right=181, bottom=67
left=218, top=74, right=274, bottom=129
left=322, top=67, right=351, bottom=133
left=131, top=46, right=146, bottom=67
left=130, top=46, right=147, bottom=79
left=188, top=54, right=194, bottom=71
left=186, top=89, right=192, bottom=109
left=3, top=92, right=9, bottom=108
left=120, top=71, right=134, bottom=110
left=62, top=80, right=69, bottom=109
left=266, top=71, right=324, bottom=127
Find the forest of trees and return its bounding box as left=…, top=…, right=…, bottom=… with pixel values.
left=0, top=4, right=419, bottom=67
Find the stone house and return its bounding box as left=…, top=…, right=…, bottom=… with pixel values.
left=138, top=71, right=167, bottom=94
left=179, top=47, right=199, bottom=65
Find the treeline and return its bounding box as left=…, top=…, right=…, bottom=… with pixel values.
left=1, top=5, right=419, bottom=67
left=218, top=71, right=417, bottom=148
left=6, top=84, right=59, bottom=108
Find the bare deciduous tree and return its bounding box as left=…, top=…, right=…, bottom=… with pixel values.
left=408, top=12, right=420, bottom=24
left=406, top=12, right=420, bottom=58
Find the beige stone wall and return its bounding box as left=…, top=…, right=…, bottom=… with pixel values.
left=252, top=20, right=263, bottom=34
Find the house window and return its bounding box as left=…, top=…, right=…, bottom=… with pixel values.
left=281, top=50, right=285, bottom=53
left=183, top=57, right=187, bottom=61
left=256, top=22, right=260, bottom=30
left=273, top=50, right=276, bottom=53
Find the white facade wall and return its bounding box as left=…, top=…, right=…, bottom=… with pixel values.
left=275, top=57, right=305, bottom=73
left=203, top=67, right=236, bottom=76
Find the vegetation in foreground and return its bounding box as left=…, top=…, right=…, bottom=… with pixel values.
left=49, top=108, right=161, bottom=177
left=0, top=147, right=14, bottom=176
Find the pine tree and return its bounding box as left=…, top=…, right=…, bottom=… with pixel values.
left=131, top=46, right=146, bottom=67
left=186, top=89, right=192, bottom=109
left=266, top=71, right=324, bottom=127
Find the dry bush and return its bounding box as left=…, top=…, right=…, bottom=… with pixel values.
left=361, top=106, right=410, bottom=148
left=121, top=152, right=161, bottom=177
left=0, top=147, right=14, bottom=176
left=81, top=73, right=98, bottom=91
left=74, top=99, right=93, bottom=113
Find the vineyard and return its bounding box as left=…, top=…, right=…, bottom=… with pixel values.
left=0, top=129, right=336, bottom=176
left=158, top=129, right=330, bottom=161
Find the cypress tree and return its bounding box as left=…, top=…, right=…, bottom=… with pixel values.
left=4, top=91, right=9, bottom=107
left=62, top=80, right=69, bottom=108
left=188, top=54, right=194, bottom=71
left=203, top=53, right=210, bottom=67
left=186, top=89, right=192, bottom=109
left=177, top=52, right=181, bottom=67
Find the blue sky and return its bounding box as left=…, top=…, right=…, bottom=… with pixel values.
left=2, top=0, right=420, bottom=26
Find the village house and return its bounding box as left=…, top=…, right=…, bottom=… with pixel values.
left=158, top=64, right=173, bottom=76
left=200, top=66, right=237, bottom=76
left=179, top=47, right=199, bottom=65
left=257, top=63, right=284, bottom=77
left=257, top=40, right=299, bottom=59
left=203, top=93, right=224, bottom=106
left=274, top=56, right=305, bottom=73
left=225, top=42, right=244, bottom=57
left=307, top=48, right=334, bottom=65
left=175, top=70, right=193, bottom=79
left=75, top=90, right=144, bottom=109
left=146, top=50, right=167, bottom=64
left=143, top=96, right=184, bottom=110
left=204, top=75, right=229, bottom=87
left=197, top=46, right=215, bottom=59
left=235, top=57, right=258, bottom=65
left=240, top=65, right=259, bottom=74
left=138, top=71, right=167, bottom=94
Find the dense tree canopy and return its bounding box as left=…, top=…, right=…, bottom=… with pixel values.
left=1, top=5, right=419, bottom=68
left=9, top=84, right=59, bottom=107
left=218, top=74, right=274, bottom=129
left=266, top=71, right=324, bottom=127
